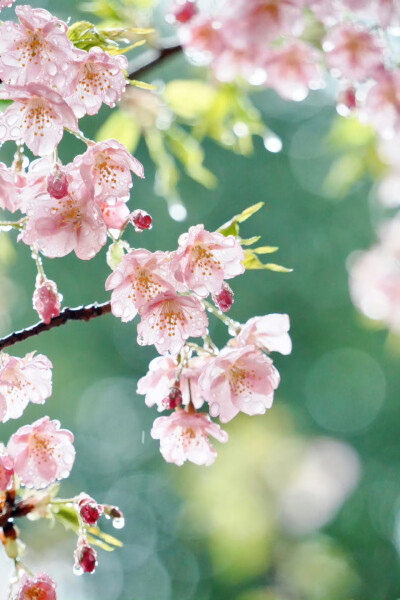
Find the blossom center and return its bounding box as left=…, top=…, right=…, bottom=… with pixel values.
left=190, top=244, right=221, bottom=276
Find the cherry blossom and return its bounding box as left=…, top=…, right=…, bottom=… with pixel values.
left=137, top=354, right=208, bottom=410
left=0, top=83, right=78, bottom=156
left=137, top=291, right=208, bottom=355
left=199, top=345, right=280, bottom=423
left=323, top=24, right=384, bottom=81
left=0, top=5, right=77, bottom=89
left=75, top=139, right=144, bottom=204
left=66, top=47, right=128, bottom=118
left=264, top=41, right=324, bottom=102
left=106, top=249, right=176, bottom=322
left=0, top=0, right=16, bottom=9
left=0, top=446, right=14, bottom=491
left=33, top=276, right=63, bottom=324
left=7, top=416, right=75, bottom=489
left=0, top=352, right=52, bottom=423
left=17, top=573, right=57, bottom=600
left=151, top=409, right=228, bottom=466
left=21, top=178, right=107, bottom=260
left=0, top=162, right=23, bottom=212
left=362, top=70, right=400, bottom=138
left=235, top=313, right=292, bottom=354
left=170, top=225, right=245, bottom=297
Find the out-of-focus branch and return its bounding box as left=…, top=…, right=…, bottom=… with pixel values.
left=127, top=42, right=182, bottom=80
left=0, top=302, right=112, bottom=352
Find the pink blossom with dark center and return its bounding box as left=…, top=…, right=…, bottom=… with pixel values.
left=151, top=409, right=228, bottom=466
left=137, top=291, right=208, bottom=355
left=199, top=345, right=280, bottom=423
left=7, top=416, right=75, bottom=489
left=0, top=352, right=52, bottom=423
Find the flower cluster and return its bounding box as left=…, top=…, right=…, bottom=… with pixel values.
left=174, top=0, right=400, bottom=137
left=138, top=313, right=291, bottom=466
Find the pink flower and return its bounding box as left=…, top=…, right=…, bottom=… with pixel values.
left=21, top=179, right=107, bottom=260
left=0, top=352, right=52, bottom=423
left=33, top=276, right=63, bottom=324
left=362, top=70, right=400, bottom=138
left=0, top=83, right=78, bottom=156
left=66, top=47, right=128, bottom=118
left=323, top=24, right=384, bottom=81
left=0, top=446, right=14, bottom=491
left=151, top=409, right=228, bottom=466
left=7, top=416, right=75, bottom=489
left=179, top=14, right=225, bottom=65
left=264, top=41, right=324, bottom=101
left=137, top=292, right=208, bottom=355
left=17, top=573, right=57, bottom=600
left=349, top=218, right=400, bottom=333
left=75, top=140, right=144, bottom=204
left=0, top=0, right=16, bottom=9
left=0, top=5, right=78, bottom=89
left=170, top=225, right=245, bottom=297
left=101, top=201, right=130, bottom=229
left=137, top=354, right=208, bottom=410
left=106, top=249, right=176, bottom=322
left=199, top=345, right=280, bottom=423
left=236, top=313, right=292, bottom=354
left=0, top=162, right=23, bottom=212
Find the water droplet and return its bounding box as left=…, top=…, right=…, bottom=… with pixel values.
left=210, top=403, right=219, bottom=417
left=73, top=565, right=83, bottom=576
left=112, top=516, right=125, bottom=529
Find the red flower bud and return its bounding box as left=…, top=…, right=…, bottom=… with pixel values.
left=78, top=495, right=103, bottom=526
left=47, top=171, right=69, bottom=199
left=212, top=283, right=234, bottom=313
left=131, top=210, right=152, bottom=232
left=74, top=539, right=97, bottom=575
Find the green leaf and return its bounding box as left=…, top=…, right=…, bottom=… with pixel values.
left=68, top=21, right=119, bottom=51
left=96, top=110, right=140, bottom=153
left=244, top=250, right=292, bottom=272
left=165, top=126, right=217, bottom=189
left=54, top=505, right=80, bottom=533
left=239, top=236, right=261, bottom=246
left=128, top=79, right=157, bottom=90
left=236, top=202, right=264, bottom=223
left=252, top=245, right=279, bottom=254
left=164, top=80, right=217, bottom=120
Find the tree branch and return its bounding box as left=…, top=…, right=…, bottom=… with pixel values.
left=0, top=302, right=111, bottom=352
left=127, top=42, right=182, bottom=80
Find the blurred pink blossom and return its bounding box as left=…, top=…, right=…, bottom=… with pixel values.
left=17, top=573, right=57, bottom=600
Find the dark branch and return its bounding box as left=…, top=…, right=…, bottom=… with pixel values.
left=0, top=302, right=111, bottom=352
left=127, top=43, right=182, bottom=80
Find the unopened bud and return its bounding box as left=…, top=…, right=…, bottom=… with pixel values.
left=47, top=170, right=69, bottom=199
left=106, top=241, right=126, bottom=270
left=78, top=494, right=103, bottom=526
left=131, top=210, right=152, bottom=232
left=74, top=539, right=97, bottom=575
left=101, top=201, right=130, bottom=230
left=104, top=505, right=125, bottom=529
left=212, top=283, right=234, bottom=313
left=33, top=276, right=62, bottom=324
left=166, top=0, right=198, bottom=24
left=162, top=386, right=183, bottom=410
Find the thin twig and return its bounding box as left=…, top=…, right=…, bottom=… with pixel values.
left=0, top=302, right=111, bottom=352
left=127, top=43, right=182, bottom=80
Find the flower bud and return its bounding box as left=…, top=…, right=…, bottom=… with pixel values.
left=162, top=386, right=183, bottom=410
left=106, top=241, right=126, bottom=270
left=167, top=0, right=198, bottom=24
left=74, top=539, right=97, bottom=575
left=212, top=283, right=234, bottom=313
left=131, top=209, right=152, bottom=232
left=101, top=201, right=130, bottom=230
left=47, top=170, right=69, bottom=199
left=78, top=494, right=103, bottom=526
left=104, top=505, right=125, bottom=529
left=33, top=276, right=63, bottom=324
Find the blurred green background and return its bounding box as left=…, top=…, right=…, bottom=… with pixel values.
left=0, top=1, right=399, bottom=599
